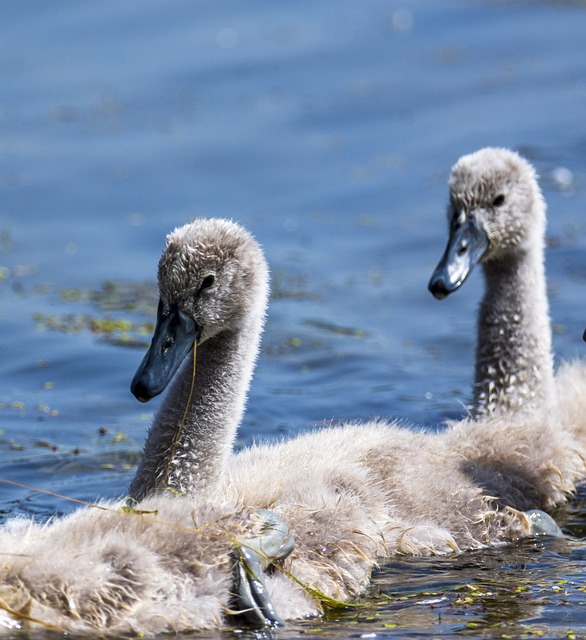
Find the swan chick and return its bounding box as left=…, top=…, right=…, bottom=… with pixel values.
left=429, top=147, right=554, bottom=417
left=129, top=218, right=270, bottom=501
left=128, top=219, right=292, bottom=625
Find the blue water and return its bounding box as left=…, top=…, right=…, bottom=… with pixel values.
left=1, top=0, right=586, bottom=637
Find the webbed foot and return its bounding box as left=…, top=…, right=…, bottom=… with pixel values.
left=525, top=509, right=563, bottom=537
left=231, top=509, right=295, bottom=626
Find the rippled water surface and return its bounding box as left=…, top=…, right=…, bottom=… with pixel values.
left=1, top=1, right=586, bottom=638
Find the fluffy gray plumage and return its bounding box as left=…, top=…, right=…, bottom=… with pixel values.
left=0, top=217, right=584, bottom=635
left=129, top=219, right=269, bottom=501
left=442, top=147, right=586, bottom=428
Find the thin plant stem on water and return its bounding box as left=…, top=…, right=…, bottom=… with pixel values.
left=0, top=476, right=361, bottom=614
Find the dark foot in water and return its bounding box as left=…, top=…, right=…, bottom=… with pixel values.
left=231, top=509, right=295, bottom=626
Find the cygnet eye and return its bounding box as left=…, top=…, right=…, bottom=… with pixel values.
left=200, top=275, right=215, bottom=291
left=492, top=194, right=505, bottom=207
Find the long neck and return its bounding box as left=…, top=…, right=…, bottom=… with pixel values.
left=128, top=312, right=263, bottom=502
left=472, top=238, right=554, bottom=418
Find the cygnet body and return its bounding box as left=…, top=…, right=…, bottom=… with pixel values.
left=0, top=217, right=583, bottom=635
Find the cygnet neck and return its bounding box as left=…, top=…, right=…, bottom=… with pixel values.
left=129, top=310, right=263, bottom=501
left=473, top=237, right=554, bottom=418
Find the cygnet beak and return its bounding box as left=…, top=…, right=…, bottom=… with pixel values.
left=428, top=216, right=489, bottom=299
left=131, top=301, right=201, bottom=402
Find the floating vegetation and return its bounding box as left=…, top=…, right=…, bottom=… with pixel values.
left=355, top=563, right=586, bottom=640
left=67, top=280, right=158, bottom=314
left=304, top=319, right=367, bottom=338
left=18, top=274, right=328, bottom=351
left=271, top=271, right=321, bottom=301
left=34, top=440, right=58, bottom=452
left=1, top=400, right=58, bottom=417
left=264, top=335, right=330, bottom=359
left=33, top=311, right=154, bottom=347
left=20, top=281, right=159, bottom=347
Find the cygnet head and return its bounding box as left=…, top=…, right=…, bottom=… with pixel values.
left=429, top=147, right=545, bottom=299
left=131, top=218, right=269, bottom=402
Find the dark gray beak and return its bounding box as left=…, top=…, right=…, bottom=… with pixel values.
left=131, top=301, right=201, bottom=402
left=428, top=216, right=489, bottom=300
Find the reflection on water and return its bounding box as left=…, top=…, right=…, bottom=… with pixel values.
left=289, top=534, right=586, bottom=638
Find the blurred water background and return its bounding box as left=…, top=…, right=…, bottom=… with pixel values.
left=1, top=1, right=586, bottom=638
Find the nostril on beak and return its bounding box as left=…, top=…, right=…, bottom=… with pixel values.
left=457, top=241, right=468, bottom=257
